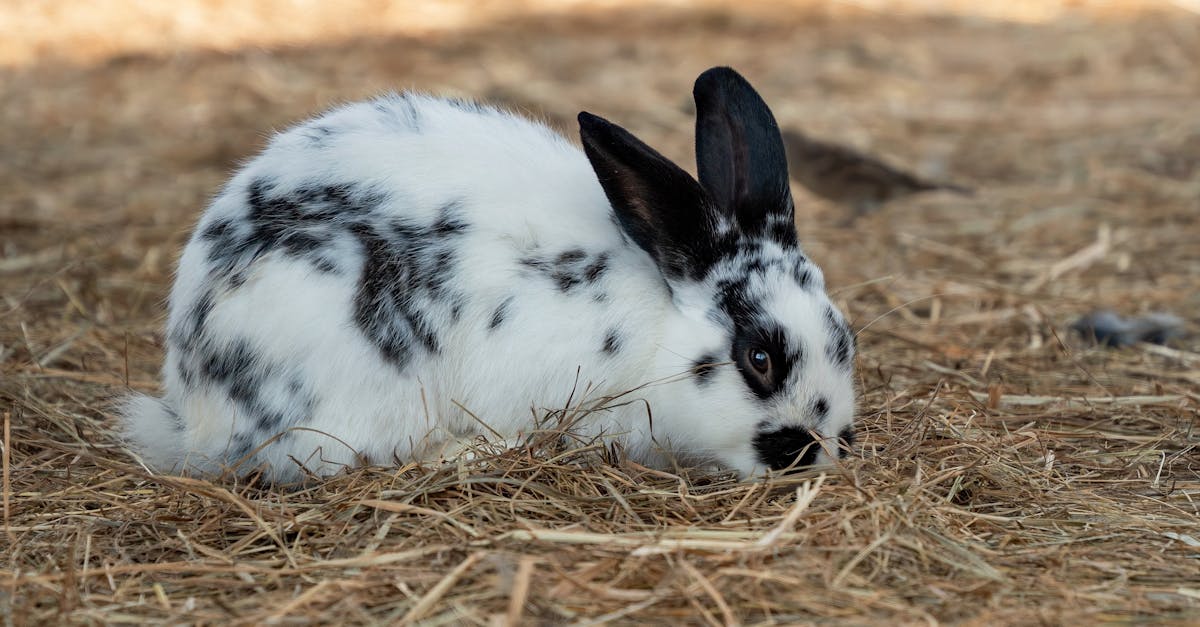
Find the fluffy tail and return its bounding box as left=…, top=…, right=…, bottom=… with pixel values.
left=119, top=394, right=184, bottom=473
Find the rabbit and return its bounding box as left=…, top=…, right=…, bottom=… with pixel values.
left=120, top=66, right=858, bottom=483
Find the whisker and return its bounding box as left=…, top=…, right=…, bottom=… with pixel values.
left=854, top=292, right=946, bottom=338
left=829, top=274, right=896, bottom=296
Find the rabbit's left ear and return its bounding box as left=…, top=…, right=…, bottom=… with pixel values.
left=693, top=67, right=796, bottom=246
left=579, top=111, right=725, bottom=281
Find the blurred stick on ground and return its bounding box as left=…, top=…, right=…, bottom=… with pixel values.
left=1, top=1, right=1198, bottom=624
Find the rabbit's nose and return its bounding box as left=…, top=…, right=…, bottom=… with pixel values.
left=837, top=425, right=855, bottom=459
left=753, top=425, right=820, bottom=471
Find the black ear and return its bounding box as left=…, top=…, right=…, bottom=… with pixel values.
left=578, top=111, right=723, bottom=280
left=693, top=67, right=795, bottom=245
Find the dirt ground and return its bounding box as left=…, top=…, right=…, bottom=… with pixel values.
left=2, top=1, right=1199, bottom=624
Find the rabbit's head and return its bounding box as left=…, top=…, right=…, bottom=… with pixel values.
left=579, top=67, right=856, bottom=476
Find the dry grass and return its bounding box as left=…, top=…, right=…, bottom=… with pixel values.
left=2, top=1, right=1199, bottom=623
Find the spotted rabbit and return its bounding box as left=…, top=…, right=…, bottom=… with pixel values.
left=121, top=67, right=857, bottom=482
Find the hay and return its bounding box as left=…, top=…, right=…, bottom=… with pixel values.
left=2, top=1, right=1198, bottom=623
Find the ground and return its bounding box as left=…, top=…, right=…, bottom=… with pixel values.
left=1, top=1, right=1198, bottom=624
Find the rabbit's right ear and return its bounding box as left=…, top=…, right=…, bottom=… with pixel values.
left=693, top=67, right=795, bottom=246
left=579, top=112, right=723, bottom=281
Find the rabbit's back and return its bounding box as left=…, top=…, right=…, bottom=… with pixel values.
left=128, top=94, right=665, bottom=481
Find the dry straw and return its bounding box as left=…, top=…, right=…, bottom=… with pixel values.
left=2, top=0, right=1199, bottom=623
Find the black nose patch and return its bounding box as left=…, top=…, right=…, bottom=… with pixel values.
left=837, top=425, right=855, bottom=458
left=753, top=426, right=820, bottom=471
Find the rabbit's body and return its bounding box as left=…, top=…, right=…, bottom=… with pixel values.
left=124, top=69, right=858, bottom=483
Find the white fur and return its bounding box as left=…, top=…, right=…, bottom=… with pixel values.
left=122, top=91, right=856, bottom=482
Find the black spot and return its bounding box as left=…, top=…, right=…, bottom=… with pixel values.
left=206, top=178, right=387, bottom=279
left=426, top=249, right=456, bottom=295
left=194, top=177, right=473, bottom=376
left=768, top=218, right=798, bottom=248
left=837, top=425, right=855, bottom=458
left=740, top=240, right=765, bottom=259
left=557, top=249, right=586, bottom=264
left=711, top=273, right=806, bottom=399
left=201, top=218, right=236, bottom=242
left=201, top=343, right=279, bottom=432
left=813, top=397, right=830, bottom=421
left=824, top=307, right=854, bottom=370
left=350, top=211, right=467, bottom=366
left=445, top=97, right=486, bottom=114
left=754, top=425, right=820, bottom=471
left=431, top=201, right=469, bottom=235
left=715, top=277, right=752, bottom=325
left=549, top=249, right=590, bottom=292
left=168, top=289, right=218, bottom=392
left=193, top=339, right=300, bottom=433
left=731, top=323, right=801, bottom=400
left=828, top=335, right=852, bottom=370
left=602, top=329, right=622, bottom=355
left=519, top=257, right=547, bottom=271
left=553, top=271, right=581, bottom=293
left=793, top=264, right=812, bottom=288
left=703, top=234, right=817, bottom=320
left=583, top=253, right=609, bottom=283
left=488, top=297, right=513, bottom=331
left=353, top=228, right=417, bottom=365
left=200, top=340, right=256, bottom=388
left=520, top=248, right=610, bottom=294
left=691, top=353, right=721, bottom=385
left=279, top=231, right=323, bottom=255
left=254, top=409, right=288, bottom=432
left=175, top=353, right=197, bottom=388
left=185, top=291, right=215, bottom=343
left=732, top=247, right=803, bottom=284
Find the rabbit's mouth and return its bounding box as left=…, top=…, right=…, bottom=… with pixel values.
left=750, top=424, right=849, bottom=473
left=752, top=425, right=821, bottom=471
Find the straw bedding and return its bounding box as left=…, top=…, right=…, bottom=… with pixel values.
left=1, top=1, right=1197, bottom=623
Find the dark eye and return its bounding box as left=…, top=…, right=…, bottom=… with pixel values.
left=748, top=347, right=771, bottom=374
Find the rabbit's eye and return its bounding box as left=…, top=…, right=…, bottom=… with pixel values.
left=733, top=328, right=788, bottom=398
left=748, top=347, right=771, bottom=374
